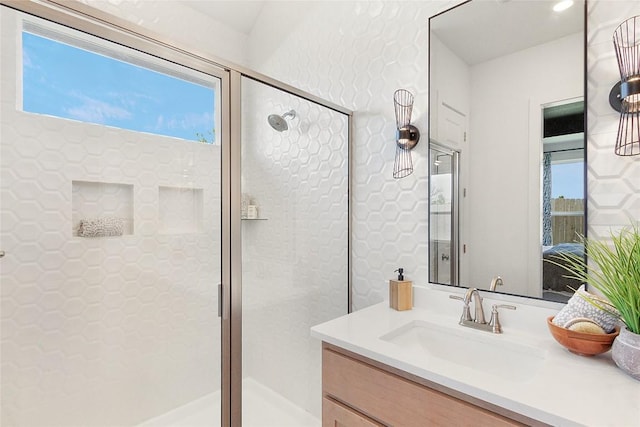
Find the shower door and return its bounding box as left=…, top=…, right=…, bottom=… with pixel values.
left=0, top=7, right=229, bottom=426
left=238, top=77, right=349, bottom=425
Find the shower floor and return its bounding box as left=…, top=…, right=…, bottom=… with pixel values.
left=138, top=377, right=320, bottom=427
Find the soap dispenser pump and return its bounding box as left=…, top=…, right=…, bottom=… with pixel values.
left=389, top=267, right=412, bottom=311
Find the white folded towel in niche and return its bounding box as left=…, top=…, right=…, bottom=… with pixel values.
left=78, top=217, right=124, bottom=237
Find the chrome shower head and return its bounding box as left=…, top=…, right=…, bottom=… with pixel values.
left=267, top=110, right=296, bottom=132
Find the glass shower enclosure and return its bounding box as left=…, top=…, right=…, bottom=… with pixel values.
left=0, top=6, right=226, bottom=426
left=0, top=3, right=350, bottom=426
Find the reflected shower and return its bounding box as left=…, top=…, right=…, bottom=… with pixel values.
left=268, top=109, right=296, bottom=131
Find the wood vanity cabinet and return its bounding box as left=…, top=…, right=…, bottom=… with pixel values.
left=322, top=343, right=543, bottom=427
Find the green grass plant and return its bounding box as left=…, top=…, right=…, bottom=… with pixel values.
left=549, top=222, right=640, bottom=334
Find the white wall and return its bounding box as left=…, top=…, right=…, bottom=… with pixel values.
left=81, top=0, right=250, bottom=67
left=76, top=0, right=640, bottom=309
left=466, top=32, right=583, bottom=297
left=429, top=34, right=471, bottom=130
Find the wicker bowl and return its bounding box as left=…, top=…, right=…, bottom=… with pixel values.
left=547, top=316, right=619, bottom=356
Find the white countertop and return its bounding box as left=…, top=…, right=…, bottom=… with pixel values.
left=311, top=284, right=640, bottom=427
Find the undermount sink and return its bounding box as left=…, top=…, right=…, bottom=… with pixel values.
left=379, top=320, right=547, bottom=382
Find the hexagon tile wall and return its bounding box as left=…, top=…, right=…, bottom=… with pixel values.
left=248, top=1, right=440, bottom=310
left=586, top=1, right=640, bottom=240
left=246, top=0, right=639, bottom=308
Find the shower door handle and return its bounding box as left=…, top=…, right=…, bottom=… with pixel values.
left=217, top=283, right=222, bottom=318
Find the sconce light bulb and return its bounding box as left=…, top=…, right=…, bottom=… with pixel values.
left=621, top=76, right=640, bottom=113
left=624, top=97, right=640, bottom=114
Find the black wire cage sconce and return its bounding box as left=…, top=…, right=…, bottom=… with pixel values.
left=392, top=89, right=420, bottom=179
left=609, top=15, right=640, bottom=156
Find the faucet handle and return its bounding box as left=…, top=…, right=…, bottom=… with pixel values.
left=488, top=304, right=516, bottom=334
left=449, top=294, right=472, bottom=322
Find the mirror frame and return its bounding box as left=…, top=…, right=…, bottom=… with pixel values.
left=427, top=0, right=589, bottom=301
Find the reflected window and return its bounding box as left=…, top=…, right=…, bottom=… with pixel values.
left=542, top=100, right=585, bottom=246
left=549, top=150, right=585, bottom=244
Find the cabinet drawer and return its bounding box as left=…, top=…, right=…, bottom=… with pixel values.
left=323, top=397, right=384, bottom=427
left=323, top=347, right=522, bottom=427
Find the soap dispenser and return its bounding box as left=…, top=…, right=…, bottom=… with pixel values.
left=389, top=268, right=413, bottom=311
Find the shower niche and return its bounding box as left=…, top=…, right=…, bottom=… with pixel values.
left=158, top=186, right=204, bottom=234
left=71, top=180, right=134, bottom=237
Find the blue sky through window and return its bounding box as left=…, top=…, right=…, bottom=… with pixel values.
left=552, top=161, right=584, bottom=199
left=22, top=32, right=216, bottom=143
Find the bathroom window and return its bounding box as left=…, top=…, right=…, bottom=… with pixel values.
left=549, top=149, right=585, bottom=244
left=542, top=100, right=585, bottom=246
left=551, top=155, right=584, bottom=200
left=21, top=25, right=218, bottom=143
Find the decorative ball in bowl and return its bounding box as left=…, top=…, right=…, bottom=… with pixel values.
left=547, top=316, right=619, bottom=357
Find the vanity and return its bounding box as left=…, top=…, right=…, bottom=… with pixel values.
left=313, top=0, right=640, bottom=424
left=322, top=344, right=528, bottom=426
left=311, top=285, right=640, bottom=426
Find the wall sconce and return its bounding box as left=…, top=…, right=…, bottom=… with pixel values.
left=393, top=89, right=420, bottom=179
left=609, top=15, right=640, bottom=156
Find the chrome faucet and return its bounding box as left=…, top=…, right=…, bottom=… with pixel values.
left=489, top=276, right=503, bottom=292
left=449, top=287, right=485, bottom=324
left=449, top=288, right=516, bottom=334
left=465, top=287, right=486, bottom=324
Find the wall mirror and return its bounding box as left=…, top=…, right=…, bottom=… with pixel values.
left=428, top=0, right=586, bottom=302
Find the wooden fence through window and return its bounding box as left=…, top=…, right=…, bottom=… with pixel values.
left=551, top=198, right=584, bottom=245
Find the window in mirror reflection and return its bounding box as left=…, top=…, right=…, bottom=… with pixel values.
left=541, top=100, right=585, bottom=303
left=549, top=154, right=584, bottom=244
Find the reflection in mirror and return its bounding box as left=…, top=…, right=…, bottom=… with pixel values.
left=428, top=0, right=586, bottom=301
left=429, top=144, right=459, bottom=286
left=541, top=100, right=585, bottom=302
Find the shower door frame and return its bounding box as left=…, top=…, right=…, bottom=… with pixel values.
left=2, top=1, right=354, bottom=426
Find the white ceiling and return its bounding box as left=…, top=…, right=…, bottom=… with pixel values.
left=431, top=0, right=584, bottom=65
left=180, top=1, right=266, bottom=35
left=179, top=0, right=583, bottom=66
